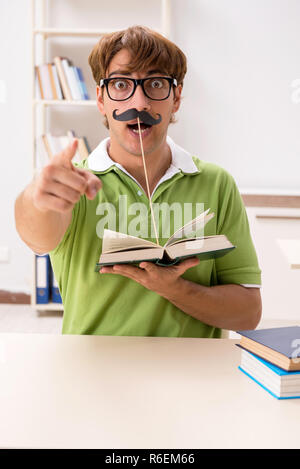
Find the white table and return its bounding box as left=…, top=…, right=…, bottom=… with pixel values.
left=277, top=239, right=300, bottom=269
left=0, top=333, right=300, bottom=449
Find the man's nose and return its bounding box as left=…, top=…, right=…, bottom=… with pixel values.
left=129, top=84, right=151, bottom=111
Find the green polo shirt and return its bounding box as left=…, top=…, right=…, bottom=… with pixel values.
left=49, top=139, right=261, bottom=338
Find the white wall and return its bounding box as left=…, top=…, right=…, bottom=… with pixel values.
left=1, top=0, right=300, bottom=293
left=0, top=0, right=33, bottom=293
left=170, top=0, right=300, bottom=192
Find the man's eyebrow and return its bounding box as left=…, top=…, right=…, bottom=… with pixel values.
left=147, top=70, right=167, bottom=76
left=108, top=69, right=131, bottom=78
left=107, top=69, right=168, bottom=78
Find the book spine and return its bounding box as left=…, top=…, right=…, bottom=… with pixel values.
left=66, top=130, right=81, bottom=162
left=61, top=60, right=80, bottom=100
left=75, top=67, right=89, bottom=100
left=82, top=136, right=91, bottom=154
left=47, top=63, right=58, bottom=100
left=36, top=254, right=50, bottom=304
left=35, top=75, right=41, bottom=100
left=46, top=133, right=63, bottom=157
left=49, top=263, right=62, bottom=304
left=53, top=56, right=72, bottom=100
left=39, top=64, right=53, bottom=100
left=73, top=67, right=85, bottom=100
left=51, top=64, right=63, bottom=100
left=77, top=137, right=89, bottom=160
left=42, top=134, right=53, bottom=159
left=70, top=66, right=83, bottom=100
left=35, top=66, right=44, bottom=99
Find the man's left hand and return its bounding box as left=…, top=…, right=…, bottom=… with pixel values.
left=99, top=257, right=199, bottom=300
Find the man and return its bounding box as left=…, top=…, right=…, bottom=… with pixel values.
left=15, top=26, right=262, bottom=337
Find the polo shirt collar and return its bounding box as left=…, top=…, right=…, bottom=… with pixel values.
left=88, top=136, right=199, bottom=175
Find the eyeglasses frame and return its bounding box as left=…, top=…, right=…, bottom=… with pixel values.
left=99, top=76, right=178, bottom=102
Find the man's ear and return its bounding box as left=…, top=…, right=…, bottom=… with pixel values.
left=172, top=84, right=182, bottom=113
left=96, top=85, right=106, bottom=116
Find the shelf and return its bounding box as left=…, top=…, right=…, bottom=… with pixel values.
left=34, top=28, right=115, bottom=38
left=31, top=0, right=171, bottom=314
left=34, top=99, right=97, bottom=107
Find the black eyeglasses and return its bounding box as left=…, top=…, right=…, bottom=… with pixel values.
left=99, top=76, right=178, bottom=101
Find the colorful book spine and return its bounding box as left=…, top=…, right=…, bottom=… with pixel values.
left=74, top=67, right=90, bottom=100
left=53, top=56, right=72, bottom=100
left=239, top=349, right=300, bottom=400
left=36, top=58, right=89, bottom=101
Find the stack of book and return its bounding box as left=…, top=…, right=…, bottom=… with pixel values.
left=35, top=56, right=90, bottom=101
left=35, top=255, right=62, bottom=304
left=35, top=130, right=91, bottom=168
left=237, top=326, right=300, bottom=399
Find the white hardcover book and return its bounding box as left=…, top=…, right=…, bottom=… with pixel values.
left=46, top=133, right=63, bottom=157
left=39, top=64, right=53, bottom=100
left=61, top=59, right=81, bottom=100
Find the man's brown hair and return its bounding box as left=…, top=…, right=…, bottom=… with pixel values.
left=88, top=25, right=187, bottom=86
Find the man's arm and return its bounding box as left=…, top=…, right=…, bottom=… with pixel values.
left=15, top=140, right=102, bottom=254
left=163, top=277, right=262, bottom=331
left=100, top=258, right=262, bottom=331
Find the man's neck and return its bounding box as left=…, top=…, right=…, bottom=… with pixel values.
left=107, top=137, right=172, bottom=196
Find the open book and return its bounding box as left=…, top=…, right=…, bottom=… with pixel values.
left=95, top=209, right=235, bottom=270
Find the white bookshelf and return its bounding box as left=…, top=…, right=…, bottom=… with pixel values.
left=33, top=28, right=116, bottom=38
left=31, top=0, right=171, bottom=312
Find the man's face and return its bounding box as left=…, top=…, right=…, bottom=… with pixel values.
left=96, top=48, right=182, bottom=157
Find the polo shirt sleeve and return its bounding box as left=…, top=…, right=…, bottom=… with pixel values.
left=215, top=171, right=261, bottom=286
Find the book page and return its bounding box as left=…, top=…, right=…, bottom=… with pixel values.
left=99, top=246, right=164, bottom=265
left=102, top=229, right=158, bottom=254
left=166, top=235, right=233, bottom=259
left=165, top=209, right=215, bottom=247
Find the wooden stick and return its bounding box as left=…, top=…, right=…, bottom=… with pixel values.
left=137, top=117, right=160, bottom=245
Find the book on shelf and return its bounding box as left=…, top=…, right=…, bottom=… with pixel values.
left=61, top=58, right=82, bottom=100
left=53, top=56, right=72, bottom=100
left=48, top=64, right=63, bottom=100
left=38, top=63, right=54, bottom=100
left=35, top=66, right=44, bottom=99
left=35, top=254, right=50, bottom=304
left=74, top=66, right=90, bottom=100
left=35, top=255, right=62, bottom=305
left=35, top=131, right=91, bottom=168
left=67, top=130, right=89, bottom=160
left=95, top=209, right=235, bottom=270
left=237, top=326, right=300, bottom=372
left=50, top=267, right=62, bottom=304
left=35, top=57, right=90, bottom=101
left=239, top=348, right=300, bottom=399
